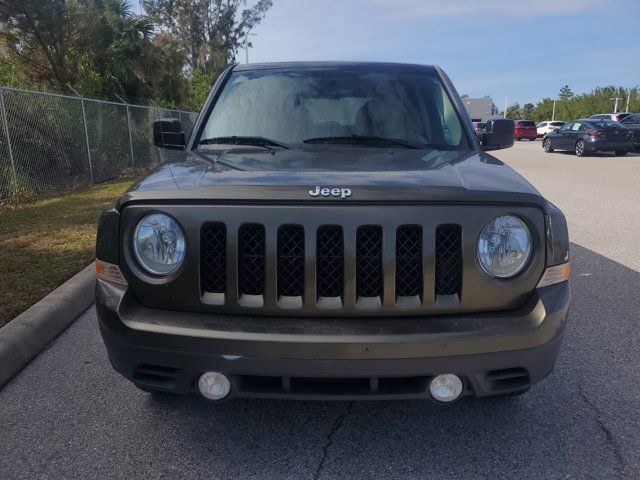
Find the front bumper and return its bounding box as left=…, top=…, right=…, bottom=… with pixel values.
left=97, top=279, right=570, bottom=400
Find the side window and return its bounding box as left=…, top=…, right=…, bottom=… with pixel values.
left=538, top=122, right=547, bottom=127
left=579, top=123, right=590, bottom=131
left=572, top=122, right=581, bottom=131
left=622, top=115, right=639, bottom=124
left=559, top=122, right=572, bottom=132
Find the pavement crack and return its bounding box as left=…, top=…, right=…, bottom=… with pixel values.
left=578, top=385, right=626, bottom=478
left=313, top=401, right=353, bottom=480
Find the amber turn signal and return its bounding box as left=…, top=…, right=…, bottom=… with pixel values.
left=96, top=259, right=128, bottom=286
left=536, top=262, right=570, bottom=288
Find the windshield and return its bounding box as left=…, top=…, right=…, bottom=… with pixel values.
left=199, top=66, right=470, bottom=150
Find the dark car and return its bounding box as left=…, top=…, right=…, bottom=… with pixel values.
left=589, top=113, right=630, bottom=123
left=620, top=113, right=640, bottom=151
left=542, top=119, right=633, bottom=156
left=472, top=120, right=485, bottom=140
left=513, top=120, right=537, bottom=141
left=96, top=62, right=570, bottom=403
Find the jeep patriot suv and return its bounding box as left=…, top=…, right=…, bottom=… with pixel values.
left=96, top=62, right=570, bottom=403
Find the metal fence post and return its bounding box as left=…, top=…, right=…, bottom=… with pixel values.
left=116, top=94, right=135, bottom=168
left=0, top=87, right=18, bottom=196
left=67, top=84, right=94, bottom=184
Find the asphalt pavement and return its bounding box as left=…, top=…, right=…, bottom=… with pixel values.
left=1, top=141, right=639, bottom=479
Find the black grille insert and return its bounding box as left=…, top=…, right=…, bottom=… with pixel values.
left=201, top=222, right=227, bottom=293
left=238, top=224, right=266, bottom=295
left=316, top=226, right=344, bottom=298
left=395, top=225, right=422, bottom=298
left=435, top=225, right=462, bottom=296
left=277, top=225, right=305, bottom=297
left=356, top=226, right=383, bottom=298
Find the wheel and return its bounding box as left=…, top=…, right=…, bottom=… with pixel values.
left=516, top=137, right=521, bottom=141
left=575, top=139, right=586, bottom=157
left=614, top=150, right=627, bottom=156
left=529, top=137, right=536, bottom=141
left=543, top=138, right=554, bottom=152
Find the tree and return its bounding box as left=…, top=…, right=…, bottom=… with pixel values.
left=505, top=102, right=521, bottom=119
left=143, top=0, right=273, bottom=76
left=0, top=0, right=161, bottom=99
left=558, top=85, right=573, bottom=100
left=522, top=103, right=534, bottom=118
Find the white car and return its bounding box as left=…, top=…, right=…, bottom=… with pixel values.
left=536, top=121, right=565, bottom=137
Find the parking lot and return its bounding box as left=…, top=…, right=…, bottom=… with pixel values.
left=1, top=141, right=639, bottom=480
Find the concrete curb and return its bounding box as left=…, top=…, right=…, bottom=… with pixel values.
left=0, top=263, right=95, bottom=389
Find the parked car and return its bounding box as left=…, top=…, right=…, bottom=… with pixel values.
left=542, top=118, right=633, bottom=156
left=589, top=113, right=630, bottom=122
left=536, top=121, right=565, bottom=137
left=96, top=62, right=570, bottom=403
left=472, top=120, right=485, bottom=140
left=620, top=113, right=640, bottom=151
left=513, top=120, right=537, bottom=141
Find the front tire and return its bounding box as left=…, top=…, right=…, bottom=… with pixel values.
left=575, top=140, right=586, bottom=157
left=543, top=138, right=554, bottom=152
left=614, top=150, right=627, bottom=156
left=529, top=137, right=536, bottom=141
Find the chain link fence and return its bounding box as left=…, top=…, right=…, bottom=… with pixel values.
left=0, top=86, right=198, bottom=205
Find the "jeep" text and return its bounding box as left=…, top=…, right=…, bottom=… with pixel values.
left=308, top=186, right=352, bottom=198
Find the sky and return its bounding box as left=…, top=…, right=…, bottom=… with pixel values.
left=243, top=0, right=640, bottom=107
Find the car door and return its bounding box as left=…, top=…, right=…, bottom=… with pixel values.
left=555, top=122, right=573, bottom=149
left=564, top=121, right=582, bottom=149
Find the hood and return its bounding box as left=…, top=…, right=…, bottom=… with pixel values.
left=119, top=146, right=544, bottom=206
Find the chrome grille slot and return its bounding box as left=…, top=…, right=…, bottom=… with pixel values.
left=435, top=225, right=462, bottom=298
left=277, top=225, right=305, bottom=307
left=356, top=226, right=383, bottom=308
left=316, top=226, right=344, bottom=306
left=200, top=222, right=227, bottom=304
left=238, top=224, right=265, bottom=306
left=395, top=225, right=423, bottom=299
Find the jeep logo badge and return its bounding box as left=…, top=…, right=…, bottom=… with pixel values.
left=308, top=186, right=352, bottom=198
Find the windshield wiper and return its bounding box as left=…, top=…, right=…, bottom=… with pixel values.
left=302, top=135, right=423, bottom=149
left=199, top=136, right=290, bottom=149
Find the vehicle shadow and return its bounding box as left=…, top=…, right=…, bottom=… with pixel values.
left=2, top=243, right=639, bottom=479
left=137, top=243, right=640, bottom=479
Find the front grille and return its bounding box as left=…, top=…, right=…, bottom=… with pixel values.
left=356, top=226, right=383, bottom=298
left=277, top=225, right=305, bottom=297
left=435, top=225, right=462, bottom=297
left=200, top=221, right=465, bottom=312
left=238, top=224, right=265, bottom=296
left=395, top=225, right=422, bottom=298
left=316, top=226, right=344, bottom=298
left=201, top=222, right=226, bottom=293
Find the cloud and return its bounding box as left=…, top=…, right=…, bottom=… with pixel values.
left=370, top=0, right=602, bottom=17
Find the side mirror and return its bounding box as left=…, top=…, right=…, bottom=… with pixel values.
left=153, top=118, right=186, bottom=150
left=481, top=118, right=515, bottom=151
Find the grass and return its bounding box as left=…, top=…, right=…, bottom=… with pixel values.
left=0, top=179, right=135, bottom=328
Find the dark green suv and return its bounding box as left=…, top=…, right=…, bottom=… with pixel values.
left=96, top=62, right=570, bottom=403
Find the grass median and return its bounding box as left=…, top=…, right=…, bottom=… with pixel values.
left=0, top=178, right=135, bottom=328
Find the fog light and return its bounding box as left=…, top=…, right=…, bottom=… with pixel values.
left=429, top=374, right=463, bottom=403
left=198, top=372, right=231, bottom=400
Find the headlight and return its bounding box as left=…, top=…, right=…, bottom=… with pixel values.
left=132, top=213, right=186, bottom=275
left=477, top=215, right=532, bottom=278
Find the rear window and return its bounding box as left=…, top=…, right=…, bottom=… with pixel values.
left=517, top=121, right=535, bottom=127
left=591, top=120, right=623, bottom=129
